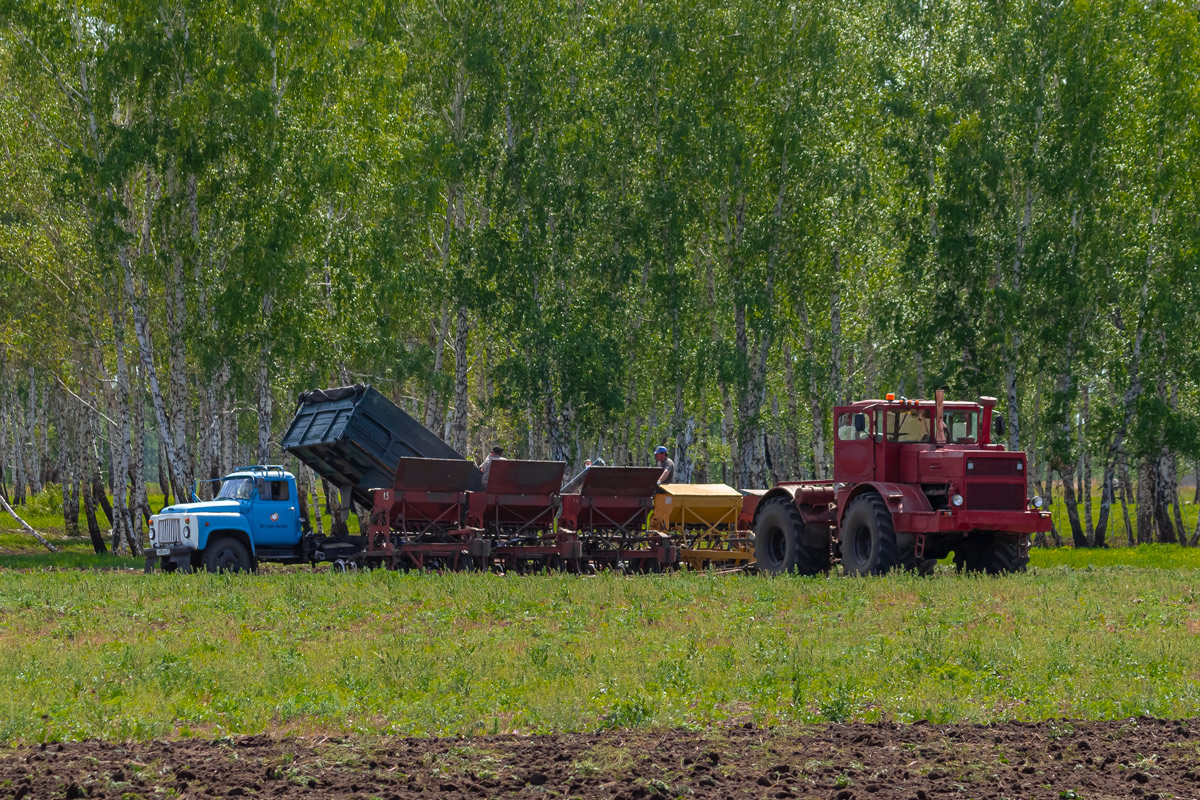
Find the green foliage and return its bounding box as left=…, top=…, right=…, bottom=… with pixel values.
left=0, top=0, right=1198, bottom=501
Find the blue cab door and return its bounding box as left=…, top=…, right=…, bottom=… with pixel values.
left=251, top=479, right=300, bottom=546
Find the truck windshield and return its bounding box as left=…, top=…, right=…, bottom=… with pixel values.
left=216, top=477, right=255, bottom=500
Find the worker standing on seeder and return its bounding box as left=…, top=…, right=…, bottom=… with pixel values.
left=481, top=445, right=505, bottom=489
left=654, top=445, right=674, bottom=484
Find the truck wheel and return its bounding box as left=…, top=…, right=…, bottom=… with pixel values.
left=754, top=497, right=829, bottom=576
left=839, top=494, right=899, bottom=576
left=202, top=537, right=254, bottom=574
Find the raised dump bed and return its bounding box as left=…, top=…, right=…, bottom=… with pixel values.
left=559, top=467, right=662, bottom=533
left=281, top=384, right=480, bottom=509
left=466, top=460, right=566, bottom=535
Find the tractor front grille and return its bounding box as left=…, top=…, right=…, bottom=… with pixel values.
left=964, top=483, right=1026, bottom=511
left=156, top=517, right=181, bottom=545
left=966, top=458, right=1023, bottom=477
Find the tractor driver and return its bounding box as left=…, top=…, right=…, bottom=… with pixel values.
left=654, top=445, right=675, bottom=484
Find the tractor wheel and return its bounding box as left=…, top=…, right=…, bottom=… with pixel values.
left=990, top=535, right=1030, bottom=573
left=202, top=537, right=254, bottom=574
left=753, top=497, right=830, bottom=576
left=956, top=533, right=1028, bottom=574
left=838, top=494, right=900, bottom=576
left=900, top=547, right=938, bottom=576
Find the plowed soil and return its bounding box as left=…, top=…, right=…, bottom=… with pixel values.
left=3, top=718, right=1198, bottom=800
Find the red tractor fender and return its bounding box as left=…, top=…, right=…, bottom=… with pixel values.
left=751, top=483, right=837, bottom=529
left=837, top=482, right=932, bottom=531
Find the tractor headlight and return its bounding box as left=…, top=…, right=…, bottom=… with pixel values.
left=1031, top=496, right=1044, bottom=509
left=951, top=494, right=964, bottom=507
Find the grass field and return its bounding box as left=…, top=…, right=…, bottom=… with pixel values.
left=2, top=485, right=1199, bottom=748
left=0, top=565, right=1196, bottom=744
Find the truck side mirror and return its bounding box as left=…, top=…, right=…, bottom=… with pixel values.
left=853, top=413, right=866, bottom=433
left=994, top=416, right=1006, bottom=438
left=255, top=479, right=268, bottom=498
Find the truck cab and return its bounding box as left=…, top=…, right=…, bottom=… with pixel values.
left=145, top=466, right=304, bottom=573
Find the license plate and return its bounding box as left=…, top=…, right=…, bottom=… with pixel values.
left=155, top=548, right=172, bottom=557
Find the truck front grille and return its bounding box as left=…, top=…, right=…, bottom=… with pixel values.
left=964, top=483, right=1026, bottom=511
left=157, top=518, right=181, bottom=545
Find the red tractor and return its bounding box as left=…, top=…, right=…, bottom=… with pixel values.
left=754, top=392, right=1052, bottom=576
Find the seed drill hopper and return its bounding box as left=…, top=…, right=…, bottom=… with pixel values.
left=651, top=483, right=756, bottom=569
left=559, top=466, right=672, bottom=572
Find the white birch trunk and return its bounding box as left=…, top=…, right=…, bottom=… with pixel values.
left=8, top=382, right=26, bottom=504
left=110, top=306, right=143, bottom=554
left=783, top=340, right=802, bottom=480
left=1081, top=384, right=1093, bottom=541
left=166, top=166, right=193, bottom=497
left=121, top=251, right=190, bottom=502
left=424, top=300, right=451, bottom=433
left=308, top=467, right=324, bottom=536
left=25, top=369, right=42, bottom=494
left=55, top=394, right=81, bottom=537
left=450, top=303, right=470, bottom=454
left=829, top=249, right=842, bottom=406
left=130, top=366, right=150, bottom=529
left=0, top=493, right=57, bottom=552
left=798, top=297, right=826, bottom=479
left=0, top=370, right=8, bottom=499
left=256, top=294, right=274, bottom=463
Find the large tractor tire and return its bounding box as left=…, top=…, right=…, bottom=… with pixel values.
left=838, top=493, right=900, bottom=576
left=954, top=533, right=1029, bottom=574
left=202, top=537, right=254, bottom=574
left=753, top=497, right=830, bottom=576
left=900, top=547, right=938, bottom=576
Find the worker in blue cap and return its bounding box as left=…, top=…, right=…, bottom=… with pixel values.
left=653, top=445, right=675, bottom=484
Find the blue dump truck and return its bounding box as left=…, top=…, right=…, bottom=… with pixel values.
left=145, top=384, right=477, bottom=573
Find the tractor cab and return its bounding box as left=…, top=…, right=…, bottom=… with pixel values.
left=832, top=394, right=1031, bottom=513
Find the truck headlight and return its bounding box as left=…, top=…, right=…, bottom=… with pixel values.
left=951, top=494, right=964, bottom=507
left=1031, top=496, right=1044, bottom=509
left=182, top=526, right=191, bottom=540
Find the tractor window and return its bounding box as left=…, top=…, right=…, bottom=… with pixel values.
left=836, top=413, right=870, bottom=441
left=886, top=409, right=931, bottom=443
left=943, top=411, right=979, bottom=443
